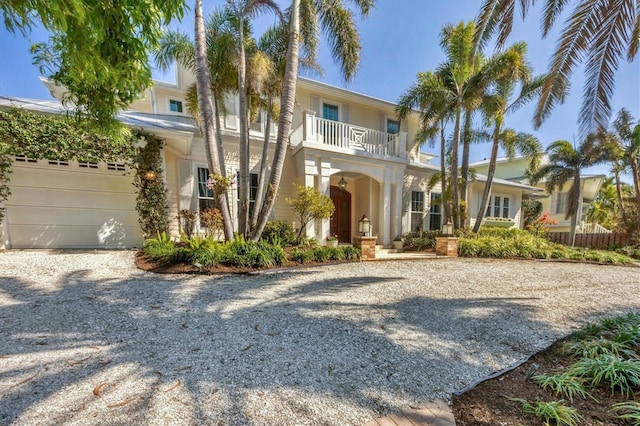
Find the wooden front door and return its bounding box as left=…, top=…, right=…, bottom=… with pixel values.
left=330, top=185, right=351, bottom=243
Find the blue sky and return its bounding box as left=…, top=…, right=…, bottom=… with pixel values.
left=1, top=0, right=638, bottom=177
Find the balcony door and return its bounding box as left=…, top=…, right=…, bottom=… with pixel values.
left=330, top=185, right=351, bottom=243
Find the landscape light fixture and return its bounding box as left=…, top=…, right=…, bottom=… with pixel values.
left=358, top=214, right=371, bottom=236
left=338, top=174, right=347, bottom=190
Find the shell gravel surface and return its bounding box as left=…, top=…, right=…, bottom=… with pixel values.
left=1, top=250, right=639, bottom=425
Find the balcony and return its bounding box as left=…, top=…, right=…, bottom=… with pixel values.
left=290, top=111, right=407, bottom=160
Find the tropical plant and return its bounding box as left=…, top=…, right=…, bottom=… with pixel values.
left=527, top=212, right=558, bottom=237
left=531, top=373, right=592, bottom=403
left=260, top=220, right=296, bottom=245
left=568, top=354, right=640, bottom=396
left=475, top=0, right=640, bottom=137
left=510, top=398, right=583, bottom=426
left=286, top=184, right=335, bottom=243
left=250, top=0, right=374, bottom=241
left=472, top=41, right=544, bottom=232
left=611, top=401, right=640, bottom=425
left=532, top=137, right=608, bottom=246
left=521, top=199, right=543, bottom=229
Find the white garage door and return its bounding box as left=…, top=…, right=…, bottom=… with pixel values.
left=3, top=157, right=142, bottom=249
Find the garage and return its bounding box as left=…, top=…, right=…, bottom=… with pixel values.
left=2, top=156, right=142, bottom=249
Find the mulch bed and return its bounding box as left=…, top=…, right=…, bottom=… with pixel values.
left=452, top=336, right=637, bottom=425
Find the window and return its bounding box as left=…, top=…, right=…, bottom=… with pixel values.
left=386, top=118, right=400, bottom=135
left=555, top=192, right=568, bottom=214
left=486, top=195, right=511, bottom=218
left=322, top=103, right=339, bottom=121
left=197, top=168, right=217, bottom=212
left=15, top=155, right=37, bottom=163
left=411, top=191, right=424, bottom=232
left=237, top=172, right=259, bottom=218
left=48, top=160, right=69, bottom=166
left=169, top=99, right=183, bottom=113
left=250, top=110, right=263, bottom=132
left=107, top=162, right=126, bottom=172
left=429, top=193, right=442, bottom=231
left=78, top=161, right=99, bottom=169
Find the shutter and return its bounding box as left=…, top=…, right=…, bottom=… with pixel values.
left=401, top=117, right=408, bottom=132
left=342, top=103, right=349, bottom=123
left=550, top=192, right=558, bottom=214
left=225, top=94, right=238, bottom=130
left=311, top=96, right=320, bottom=115
left=177, top=159, right=195, bottom=212
left=379, top=112, right=386, bottom=132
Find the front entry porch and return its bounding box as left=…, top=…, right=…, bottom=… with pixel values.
left=294, top=152, right=406, bottom=246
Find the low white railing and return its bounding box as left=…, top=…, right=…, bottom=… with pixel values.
left=578, top=222, right=611, bottom=233
left=292, top=110, right=407, bottom=158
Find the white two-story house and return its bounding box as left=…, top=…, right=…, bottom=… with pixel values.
left=1, top=66, right=543, bottom=249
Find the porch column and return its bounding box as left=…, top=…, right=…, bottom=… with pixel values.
left=319, top=161, right=331, bottom=241
left=304, top=167, right=316, bottom=239
left=393, top=173, right=403, bottom=238
left=379, top=174, right=392, bottom=246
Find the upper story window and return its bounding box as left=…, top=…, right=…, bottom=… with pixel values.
left=386, top=118, right=400, bottom=134
left=169, top=99, right=184, bottom=113
left=322, top=103, right=339, bottom=121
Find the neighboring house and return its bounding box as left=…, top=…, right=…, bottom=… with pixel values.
left=1, top=67, right=542, bottom=249
left=471, top=156, right=606, bottom=232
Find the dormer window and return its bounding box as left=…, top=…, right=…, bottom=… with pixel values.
left=169, top=99, right=184, bottom=113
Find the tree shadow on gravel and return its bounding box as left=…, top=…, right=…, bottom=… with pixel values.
left=1, top=264, right=639, bottom=425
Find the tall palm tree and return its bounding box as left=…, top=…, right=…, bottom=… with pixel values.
left=532, top=137, right=607, bottom=246
left=609, top=109, right=640, bottom=213
left=193, top=0, right=234, bottom=239
left=225, top=0, right=282, bottom=237
left=475, top=0, right=640, bottom=137
left=472, top=42, right=544, bottom=232
left=250, top=0, right=374, bottom=241
left=397, top=71, right=453, bottom=224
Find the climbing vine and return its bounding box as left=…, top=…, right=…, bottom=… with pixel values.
left=130, top=130, right=169, bottom=237
left=0, top=107, right=168, bottom=237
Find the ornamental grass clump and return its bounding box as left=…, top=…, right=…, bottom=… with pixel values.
left=531, top=373, right=592, bottom=403
left=511, top=399, right=583, bottom=426
left=567, top=354, right=640, bottom=396
left=610, top=402, right=640, bottom=425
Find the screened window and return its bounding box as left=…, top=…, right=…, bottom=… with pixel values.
left=169, top=99, right=183, bottom=113
left=411, top=191, right=424, bottom=232
left=237, top=172, right=259, bottom=218
left=322, top=103, right=339, bottom=121
left=386, top=118, right=400, bottom=134
left=486, top=195, right=511, bottom=218
left=429, top=193, right=442, bottom=231
left=197, top=168, right=216, bottom=212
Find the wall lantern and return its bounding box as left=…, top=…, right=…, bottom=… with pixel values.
left=144, top=170, right=157, bottom=181
left=442, top=219, right=454, bottom=236
left=338, top=173, right=347, bottom=190
left=358, top=214, right=371, bottom=236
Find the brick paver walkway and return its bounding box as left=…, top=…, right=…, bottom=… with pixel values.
left=363, top=399, right=455, bottom=426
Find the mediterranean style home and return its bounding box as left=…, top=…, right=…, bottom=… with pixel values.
left=471, top=156, right=607, bottom=233
left=1, top=66, right=544, bottom=249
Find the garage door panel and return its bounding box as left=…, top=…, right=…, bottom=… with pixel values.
left=7, top=206, right=140, bottom=227
left=7, top=188, right=136, bottom=210
left=7, top=224, right=142, bottom=249
left=11, top=166, right=134, bottom=193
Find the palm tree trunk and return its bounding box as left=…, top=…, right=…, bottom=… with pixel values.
left=251, top=97, right=272, bottom=227
left=250, top=0, right=300, bottom=241
left=613, top=167, right=626, bottom=219
left=450, top=106, right=462, bottom=229
left=213, top=95, right=227, bottom=177
left=460, top=109, right=473, bottom=203
left=194, top=0, right=234, bottom=240
left=237, top=15, right=249, bottom=237
left=473, top=124, right=501, bottom=233
left=568, top=177, right=582, bottom=247
left=439, top=124, right=450, bottom=223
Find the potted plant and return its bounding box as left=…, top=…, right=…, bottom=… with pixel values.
left=392, top=235, right=403, bottom=250
left=326, top=234, right=339, bottom=248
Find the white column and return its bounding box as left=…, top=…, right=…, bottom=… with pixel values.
left=303, top=110, right=317, bottom=143
left=319, top=161, right=331, bottom=242
left=0, top=213, right=8, bottom=249
left=393, top=171, right=403, bottom=238
left=379, top=173, right=391, bottom=246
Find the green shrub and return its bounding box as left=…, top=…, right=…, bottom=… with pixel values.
left=143, top=232, right=184, bottom=264
left=531, top=373, right=592, bottom=402
left=261, top=220, right=296, bottom=246
left=219, top=237, right=286, bottom=268
left=616, top=245, right=640, bottom=260
left=511, top=399, right=582, bottom=426
left=312, top=247, right=331, bottom=262
left=291, top=248, right=314, bottom=264
left=610, top=402, right=640, bottom=425
left=567, top=354, right=640, bottom=396
left=184, top=236, right=222, bottom=267
left=290, top=246, right=359, bottom=264
left=326, top=247, right=345, bottom=261
left=403, top=231, right=438, bottom=250
left=341, top=246, right=360, bottom=260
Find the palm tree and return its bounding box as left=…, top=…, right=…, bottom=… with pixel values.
left=250, top=0, right=373, bottom=241
left=609, top=109, right=640, bottom=213
left=475, top=0, right=640, bottom=137
left=193, top=0, right=235, bottom=239
left=225, top=1, right=282, bottom=237
left=397, top=71, right=453, bottom=224
left=532, top=137, right=607, bottom=246
left=472, top=42, right=544, bottom=233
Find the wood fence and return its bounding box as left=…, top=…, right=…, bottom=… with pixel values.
left=547, top=232, right=630, bottom=249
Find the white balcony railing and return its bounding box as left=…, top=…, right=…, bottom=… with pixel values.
left=291, top=110, right=407, bottom=159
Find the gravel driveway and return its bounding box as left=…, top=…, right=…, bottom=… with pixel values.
left=1, top=251, right=639, bottom=425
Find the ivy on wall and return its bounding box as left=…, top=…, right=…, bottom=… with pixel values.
left=0, top=107, right=169, bottom=238
left=131, top=130, right=169, bottom=237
